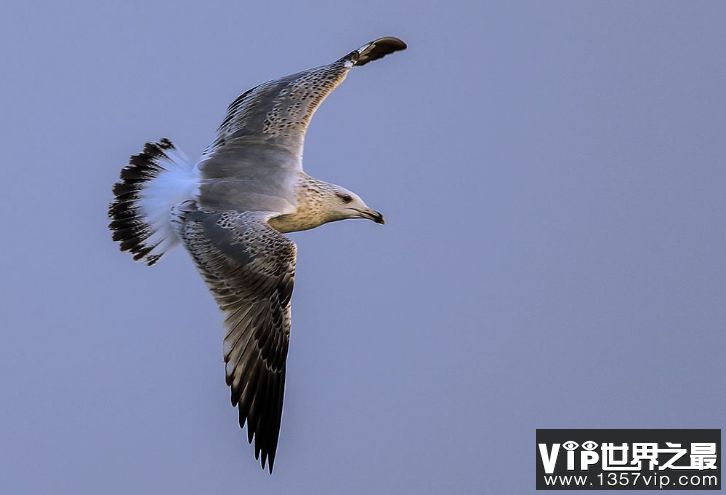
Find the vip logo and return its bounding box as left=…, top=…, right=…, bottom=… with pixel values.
left=536, top=430, right=721, bottom=490
left=538, top=439, right=718, bottom=473
left=538, top=441, right=601, bottom=474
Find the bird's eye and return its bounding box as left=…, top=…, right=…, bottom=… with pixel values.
left=337, top=193, right=353, bottom=204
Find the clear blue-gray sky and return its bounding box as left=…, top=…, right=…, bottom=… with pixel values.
left=1, top=1, right=724, bottom=494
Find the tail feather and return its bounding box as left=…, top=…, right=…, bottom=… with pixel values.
left=109, top=138, right=197, bottom=266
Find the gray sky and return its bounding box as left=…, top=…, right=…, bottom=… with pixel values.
left=1, top=1, right=724, bottom=494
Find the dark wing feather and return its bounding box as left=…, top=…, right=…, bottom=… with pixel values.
left=175, top=204, right=296, bottom=473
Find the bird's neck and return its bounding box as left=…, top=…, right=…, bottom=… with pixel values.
left=268, top=174, right=336, bottom=233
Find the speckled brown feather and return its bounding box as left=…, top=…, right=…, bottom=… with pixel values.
left=174, top=203, right=295, bottom=473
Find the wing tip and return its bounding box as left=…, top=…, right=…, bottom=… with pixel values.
left=234, top=363, right=286, bottom=474
left=348, top=36, right=407, bottom=67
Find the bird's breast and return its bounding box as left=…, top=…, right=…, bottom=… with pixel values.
left=267, top=207, right=327, bottom=233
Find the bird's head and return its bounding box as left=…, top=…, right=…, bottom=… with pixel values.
left=323, top=185, right=385, bottom=225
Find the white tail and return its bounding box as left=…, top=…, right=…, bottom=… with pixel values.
left=109, top=138, right=198, bottom=265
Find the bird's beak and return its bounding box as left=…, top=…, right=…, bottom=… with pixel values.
left=361, top=208, right=385, bottom=224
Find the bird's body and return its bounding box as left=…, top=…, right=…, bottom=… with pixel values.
left=109, top=37, right=405, bottom=472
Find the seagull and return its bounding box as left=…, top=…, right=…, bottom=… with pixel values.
left=109, top=37, right=406, bottom=473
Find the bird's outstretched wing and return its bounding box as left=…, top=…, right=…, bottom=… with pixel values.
left=195, top=37, right=407, bottom=211
left=202, top=36, right=406, bottom=162
left=174, top=203, right=296, bottom=473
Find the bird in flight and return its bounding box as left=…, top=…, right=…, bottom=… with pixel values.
left=109, top=37, right=406, bottom=473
